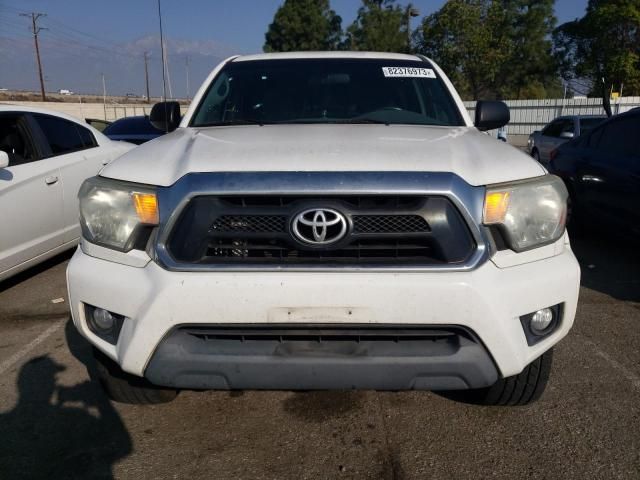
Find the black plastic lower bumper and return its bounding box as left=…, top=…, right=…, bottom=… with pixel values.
left=145, top=325, right=498, bottom=391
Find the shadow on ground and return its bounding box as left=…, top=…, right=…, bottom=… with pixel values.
left=569, top=227, right=639, bottom=303
left=0, top=250, right=73, bottom=294
left=0, top=320, right=131, bottom=479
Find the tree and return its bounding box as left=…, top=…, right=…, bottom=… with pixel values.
left=501, top=0, right=561, bottom=99
left=554, top=0, right=640, bottom=99
left=418, top=1, right=510, bottom=100
left=264, top=0, right=343, bottom=52
left=344, top=0, right=412, bottom=53
left=418, top=0, right=561, bottom=100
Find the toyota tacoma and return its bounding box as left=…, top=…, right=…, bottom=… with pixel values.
left=67, top=52, right=580, bottom=406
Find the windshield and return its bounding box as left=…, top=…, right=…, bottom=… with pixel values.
left=191, top=59, right=464, bottom=127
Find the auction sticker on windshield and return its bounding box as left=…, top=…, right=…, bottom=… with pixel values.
left=382, top=67, right=436, bottom=78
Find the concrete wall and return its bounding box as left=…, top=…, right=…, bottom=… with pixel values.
left=464, top=96, right=640, bottom=136
left=6, top=97, right=638, bottom=148
left=0, top=101, right=189, bottom=122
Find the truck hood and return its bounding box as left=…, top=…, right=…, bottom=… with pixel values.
left=100, top=124, right=545, bottom=187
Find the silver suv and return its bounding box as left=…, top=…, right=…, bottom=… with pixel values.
left=528, top=115, right=605, bottom=164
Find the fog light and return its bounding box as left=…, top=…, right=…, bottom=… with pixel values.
left=85, top=304, right=125, bottom=345
left=519, top=304, right=563, bottom=346
left=530, top=308, right=554, bottom=334
left=92, top=308, right=115, bottom=332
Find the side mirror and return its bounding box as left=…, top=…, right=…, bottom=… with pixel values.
left=150, top=101, right=182, bottom=132
left=560, top=131, right=574, bottom=139
left=0, top=150, right=8, bottom=169
left=474, top=101, right=510, bottom=131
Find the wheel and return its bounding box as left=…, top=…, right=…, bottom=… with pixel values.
left=450, top=349, right=554, bottom=406
left=531, top=148, right=540, bottom=163
left=92, top=348, right=178, bottom=404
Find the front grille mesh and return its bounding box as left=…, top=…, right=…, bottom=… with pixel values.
left=211, top=215, right=286, bottom=233
left=353, top=215, right=429, bottom=234
left=210, top=214, right=429, bottom=235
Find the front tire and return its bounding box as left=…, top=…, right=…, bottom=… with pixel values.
left=532, top=148, right=541, bottom=163
left=452, top=349, right=554, bottom=406
left=93, top=348, right=178, bottom=404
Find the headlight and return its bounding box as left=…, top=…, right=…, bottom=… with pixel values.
left=483, top=175, right=567, bottom=252
left=79, top=176, right=159, bottom=251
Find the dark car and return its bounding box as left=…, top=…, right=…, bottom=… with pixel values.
left=103, top=115, right=163, bottom=145
left=548, top=108, right=640, bottom=234
left=85, top=118, right=112, bottom=132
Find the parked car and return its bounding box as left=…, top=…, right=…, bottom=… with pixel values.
left=68, top=52, right=579, bottom=406
left=528, top=115, right=606, bottom=164
left=548, top=108, right=640, bottom=234
left=0, top=105, right=133, bottom=281
left=497, top=126, right=507, bottom=142
left=85, top=118, right=112, bottom=132
left=103, top=115, right=164, bottom=145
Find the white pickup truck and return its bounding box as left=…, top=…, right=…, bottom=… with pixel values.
left=67, top=52, right=580, bottom=406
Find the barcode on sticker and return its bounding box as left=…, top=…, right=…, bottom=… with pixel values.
left=382, top=67, right=436, bottom=78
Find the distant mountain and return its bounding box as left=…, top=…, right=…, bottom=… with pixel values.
left=0, top=34, right=241, bottom=97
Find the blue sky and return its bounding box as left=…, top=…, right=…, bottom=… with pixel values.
left=0, top=0, right=589, bottom=95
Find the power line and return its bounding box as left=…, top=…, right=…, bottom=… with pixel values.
left=0, top=18, right=34, bottom=37
left=43, top=28, right=140, bottom=61
left=43, top=16, right=125, bottom=49
left=3, top=13, right=193, bottom=66
left=19, top=12, right=47, bottom=101
left=185, top=55, right=190, bottom=101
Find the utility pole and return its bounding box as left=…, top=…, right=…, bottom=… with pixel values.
left=102, top=73, right=107, bottom=121
left=404, top=5, right=419, bottom=54
left=143, top=51, right=150, bottom=102
left=20, top=12, right=47, bottom=101
left=163, top=39, right=173, bottom=100
left=157, top=0, right=168, bottom=103
left=185, top=55, right=190, bottom=101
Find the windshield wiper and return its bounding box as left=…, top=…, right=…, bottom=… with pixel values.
left=340, top=118, right=390, bottom=125
left=196, top=119, right=268, bottom=127
left=292, top=118, right=389, bottom=125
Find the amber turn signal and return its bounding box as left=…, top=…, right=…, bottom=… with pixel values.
left=483, top=191, right=510, bottom=224
left=132, top=192, right=159, bottom=225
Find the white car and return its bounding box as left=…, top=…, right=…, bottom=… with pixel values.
left=67, top=52, right=580, bottom=406
left=0, top=105, right=133, bottom=281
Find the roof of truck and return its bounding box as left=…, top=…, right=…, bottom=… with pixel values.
left=232, top=51, right=423, bottom=62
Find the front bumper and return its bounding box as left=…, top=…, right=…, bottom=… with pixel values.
left=67, top=242, right=580, bottom=389
left=145, top=324, right=498, bottom=390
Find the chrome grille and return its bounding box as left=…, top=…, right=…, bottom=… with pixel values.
left=165, top=195, right=476, bottom=267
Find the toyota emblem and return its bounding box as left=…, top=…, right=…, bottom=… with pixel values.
left=291, top=208, right=348, bottom=245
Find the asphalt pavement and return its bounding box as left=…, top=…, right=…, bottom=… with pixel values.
left=0, top=229, right=638, bottom=480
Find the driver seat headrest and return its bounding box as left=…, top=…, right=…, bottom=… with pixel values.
left=1, top=131, right=24, bottom=154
